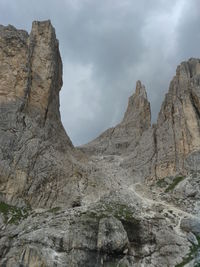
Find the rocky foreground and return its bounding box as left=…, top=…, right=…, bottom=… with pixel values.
left=0, top=20, right=200, bottom=267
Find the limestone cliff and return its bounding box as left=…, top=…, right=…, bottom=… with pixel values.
left=0, top=21, right=200, bottom=267
left=81, top=80, right=151, bottom=155
left=155, top=58, right=200, bottom=178
left=129, top=59, right=200, bottom=181
left=0, top=21, right=86, bottom=208
left=88, top=58, right=200, bottom=182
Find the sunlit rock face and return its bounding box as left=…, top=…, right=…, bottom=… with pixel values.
left=113, top=59, right=200, bottom=182
left=0, top=21, right=200, bottom=267
left=0, top=21, right=82, bottom=209
left=155, top=58, right=200, bottom=179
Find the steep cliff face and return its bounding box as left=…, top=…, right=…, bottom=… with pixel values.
left=0, top=21, right=200, bottom=267
left=154, top=58, right=200, bottom=178
left=0, top=21, right=86, bottom=208
left=0, top=21, right=66, bottom=130
left=103, top=59, right=200, bottom=181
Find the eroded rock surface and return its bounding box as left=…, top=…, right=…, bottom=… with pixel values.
left=80, top=80, right=151, bottom=155
left=155, top=59, right=200, bottom=178
left=124, top=59, right=200, bottom=182
left=0, top=21, right=89, bottom=209
left=0, top=21, right=200, bottom=267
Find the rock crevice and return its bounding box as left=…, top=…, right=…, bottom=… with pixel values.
left=0, top=21, right=200, bottom=267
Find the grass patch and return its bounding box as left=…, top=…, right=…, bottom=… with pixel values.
left=165, top=176, right=185, bottom=193
left=0, top=201, right=30, bottom=224
left=47, top=207, right=61, bottom=213
left=156, top=178, right=168, bottom=188
left=175, top=236, right=200, bottom=267
left=105, top=203, right=136, bottom=222
left=84, top=202, right=138, bottom=224
left=103, top=263, right=129, bottom=267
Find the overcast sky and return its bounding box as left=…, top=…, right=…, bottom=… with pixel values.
left=1, top=0, right=200, bottom=145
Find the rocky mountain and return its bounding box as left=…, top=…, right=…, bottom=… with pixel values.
left=81, top=80, right=151, bottom=155
left=0, top=21, right=200, bottom=267
left=0, top=21, right=90, bottom=209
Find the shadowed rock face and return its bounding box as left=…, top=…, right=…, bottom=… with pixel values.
left=0, top=21, right=200, bottom=267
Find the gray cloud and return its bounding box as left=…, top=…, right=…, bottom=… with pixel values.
left=0, top=0, right=199, bottom=145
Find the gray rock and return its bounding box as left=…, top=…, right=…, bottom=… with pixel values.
left=97, top=216, right=129, bottom=253
left=80, top=80, right=151, bottom=156
left=187, top=232, right=199, bottom=245
left=0, top=20, right=200, bottom=267
left=0, top=20, right=88, bottom=209
left=180, top=217, right=200, bottom=236
left=185, top=150, right=200, bottom=171
left=154, top=58, right=200, bottom=179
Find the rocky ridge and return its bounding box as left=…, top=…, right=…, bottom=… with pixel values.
left=0, top=21, right=200, bottom=267
left=82, top=58, right=200, bottom=182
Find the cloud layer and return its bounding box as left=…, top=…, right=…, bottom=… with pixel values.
left=0, top=0, right=200, bottom=145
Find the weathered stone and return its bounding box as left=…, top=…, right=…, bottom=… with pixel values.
left=121, top=58, right=200, bottom=182
left=187, top=232, right=199, bottom=245
left=97, top=216, right=129, bottom=253
left=154, top=58, right=200, bottom=178
left=0, top=20, right=200, bottom=267
left=185, top=150, right=200, bottom=171
left=80, top=80, right=151, bottom=155
left=180, top=217, right=200, bottom=236
left=0, top=20, right=87, bottom=208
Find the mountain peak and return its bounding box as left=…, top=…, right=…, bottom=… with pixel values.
left=122, top=80, right=151, bottom=126
left=0, top=20, right=73, bottom=209
left=81, top=80, right=151, bottom=155
left=0, top=21, right=200, bottom=267
left=135, top=80, right=148, bottom=98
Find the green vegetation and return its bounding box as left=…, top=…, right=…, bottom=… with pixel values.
left=0, top=201, right=30, bottom=224
left=47, top=206, right=61, bottom=213
left=111, top=204, right=136, bottom=222
left=156, top=178, right=168, bottom=188
left=105, top=264, right=126, bottom=267
left=175, top=236, right=200, bottom=267
left=165, top=176, right=185, bottom=193
left=85, top=202, right=138, bottom=224
left=101, top=261, right=128, bottom=267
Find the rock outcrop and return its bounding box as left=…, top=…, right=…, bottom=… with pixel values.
left=81, top=80, right=151, bottom=155
left=82, top=59, right=200, bottom=181
left=0, top=21, right=87, bottom=208
left=93, top=59, right=200, bottom=182
left=0, top=21, right=200, bottom=267
left=154, top=58, right=200, bottom=178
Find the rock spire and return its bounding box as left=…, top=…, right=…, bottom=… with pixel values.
left=81, top=80, right=151, bottom=155
left=0, top=21, right=200, bottom=267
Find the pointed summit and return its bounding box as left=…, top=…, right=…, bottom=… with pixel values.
left=135, top=80, right=148, bottom=98
left=122, top=81, right=151, bottom=131
left=81, top=81, right=151, bottom=155
left=0, top=21, right=76, bottom=207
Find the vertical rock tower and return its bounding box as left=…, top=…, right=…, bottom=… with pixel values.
left=155, top=58, right=200, bottom=178
left=81, top=80, right=151, bottom=155
left=0, top=21, right=200, bottom=267
left=0, top=21, right=83, bottom=208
